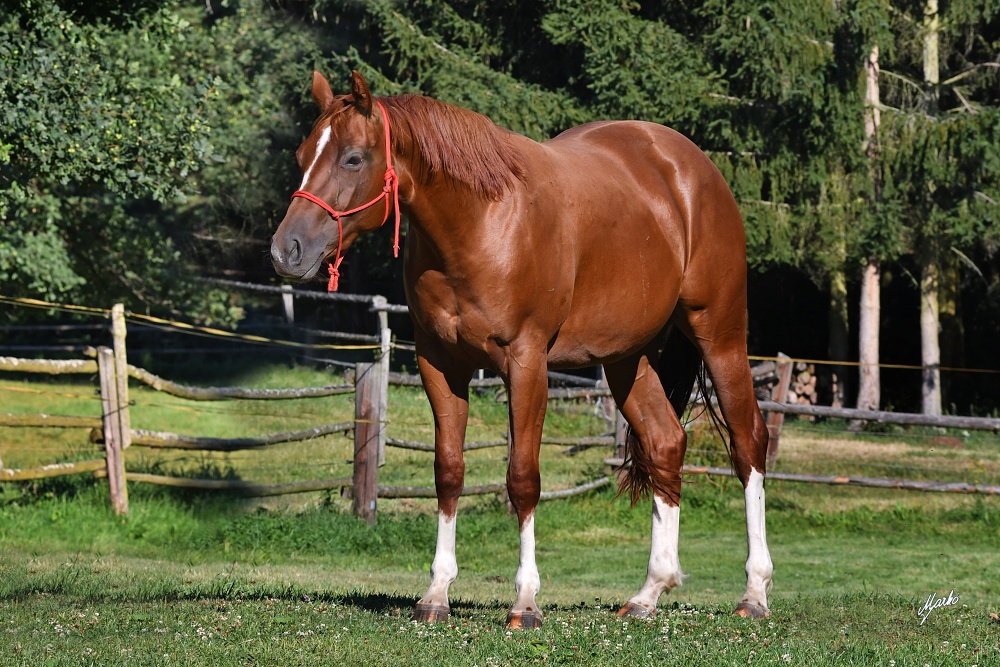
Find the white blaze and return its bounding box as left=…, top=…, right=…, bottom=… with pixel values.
left=299, top=125, right=332, bottom=190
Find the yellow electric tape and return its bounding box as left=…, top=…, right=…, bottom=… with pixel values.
left=0, top=295, right=381, bottom=351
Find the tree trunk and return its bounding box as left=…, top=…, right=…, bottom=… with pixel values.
left=923, top=0, right=940, bottom=115
left=856, top=43, right=881, bottom=413
left=920, top=241, right=942, bottom=415
left=856, top=258, right=881, bottom=411
left=828, top=266, right=849, bottom=408
left=920, top=0, right=942, bottom=416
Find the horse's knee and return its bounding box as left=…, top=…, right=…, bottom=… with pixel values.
left=506, top=467, right=541, bottom=517
left=434, top=455, right=465, bottom=508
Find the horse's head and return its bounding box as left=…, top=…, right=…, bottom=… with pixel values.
left=270, top=70, right=397, bottom=287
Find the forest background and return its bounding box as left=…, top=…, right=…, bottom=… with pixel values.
left=2, top=0, right=999, bottom=415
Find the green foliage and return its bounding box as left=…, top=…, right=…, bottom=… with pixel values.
left=0, top=1, right=213, bottom=307
left=339, top=0, right=590, bottom=140
left=0, top=225, right=85, bottom=299
left=0, top=1, right=336, bottom=322
left=882, top=109, right=1000, bottom=250
left=542, top=0, right=717, bottom=132
left=0, top=3, right=213, bottom=211
left=875, top=0, right=1000, bottom=257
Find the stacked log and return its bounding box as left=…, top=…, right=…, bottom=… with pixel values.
left=786, top=362, right=818, bottom=405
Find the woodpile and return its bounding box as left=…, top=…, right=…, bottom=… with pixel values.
left=786, top=362, right=818, bottom=405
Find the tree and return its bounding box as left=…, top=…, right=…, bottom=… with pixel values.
left=857, top=39, right=884, bottom=412
left=1, top=1, right=211, bottom=306
left=851, top=0, right=898, bottom=414
left=877, top=0, right=1000, bottom=413
left=0, top=0, right=342, bottom=323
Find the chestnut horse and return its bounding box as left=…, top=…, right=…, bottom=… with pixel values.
left=271, top=71, right=772, bottom=627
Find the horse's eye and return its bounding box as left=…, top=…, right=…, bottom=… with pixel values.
left=343, top=154, right=364, bottom=169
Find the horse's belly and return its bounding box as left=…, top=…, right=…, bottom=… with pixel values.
left=545, top=296, right=678, bottom=368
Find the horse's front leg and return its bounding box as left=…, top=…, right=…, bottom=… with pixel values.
left=412, top=340, right=472, bottom=623
left=502, top=345, right=549, bottom=629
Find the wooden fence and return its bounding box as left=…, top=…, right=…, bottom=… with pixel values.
left=0, top=303, right=650, bottom=523
left=3, top=303, right=1000, bottom=526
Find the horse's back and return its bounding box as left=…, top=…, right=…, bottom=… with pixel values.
left=538, top=119, right=745, bottom=270
left=545, top=120, right=719, bottom=177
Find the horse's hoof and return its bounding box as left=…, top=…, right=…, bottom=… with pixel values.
left=413, top=602, right=450, bottom=623
left=734, top=601, right=770, bottom=619
left=506, top=610, right=543, bottom=629
left=617, top=601, right=655, bottom=619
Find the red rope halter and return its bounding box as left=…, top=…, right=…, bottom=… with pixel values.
left=290, top=100, right=400, bottom=291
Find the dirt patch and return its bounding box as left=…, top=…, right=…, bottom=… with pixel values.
left=927, top=436, right=964, bottom=449
left=777, top=432, right=1000, bottom=477
left=779, top=435, right=914, bottom=461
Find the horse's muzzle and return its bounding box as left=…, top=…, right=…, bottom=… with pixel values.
left=270, top=235, right=317, bottom=280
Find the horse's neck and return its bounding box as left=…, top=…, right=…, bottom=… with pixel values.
left=402, top=184, right=494, bottom=263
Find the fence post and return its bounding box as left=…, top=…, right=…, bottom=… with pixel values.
left=372, top=296, right=391, bottom=467
left=598, top=366, right=628, bottom=459
left=353, top=361, right=382, bottom=525
left=280, top=284, right=295, bottom=324
left=765, top=352, right=793, bottom=468
left=110, top=304, right=132, bottom=452
left=614, top=411, right=628, bottom=460
left=98, top=346, right=129, bottom=515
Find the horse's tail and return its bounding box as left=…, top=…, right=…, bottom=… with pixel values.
left=618, top=326, right=719, bottom=506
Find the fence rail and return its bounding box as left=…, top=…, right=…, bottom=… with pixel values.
left=758, top=400, right=1000, bottom=432
left=129, top=422, right=355, bottom=451
left=1, top=414, right=102, bottom=428
left=2, top=300, right=1000, bottom=525
left=0, top=356, right=98, bottom=374
left=127, top=364, right=354, bottom=401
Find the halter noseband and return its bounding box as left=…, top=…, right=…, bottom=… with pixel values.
left=291, top=100, right=400, bottom=291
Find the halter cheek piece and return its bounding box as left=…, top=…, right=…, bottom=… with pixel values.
left=291, top=100, right=400, bottom=291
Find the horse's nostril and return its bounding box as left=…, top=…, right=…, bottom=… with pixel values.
left=270, top=242, right=284, bottom=267
left=289, top=238, right=302, bottom=265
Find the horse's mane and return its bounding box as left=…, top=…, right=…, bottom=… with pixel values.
left=378, top=95, right=526, bottom=201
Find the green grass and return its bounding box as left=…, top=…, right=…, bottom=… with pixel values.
left=3, top=363, right=1000, bottom=664
left=1, top=588, right=996, bottom=666
left=1, top=479, right=999, bottom=665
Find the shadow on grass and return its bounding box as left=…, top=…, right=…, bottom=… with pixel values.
left=0, top=577, right=489, bottom=619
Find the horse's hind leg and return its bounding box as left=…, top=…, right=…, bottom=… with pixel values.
left=678, top=304, right=773, bottom=619
left=412, top=335, right=473, bottom=623
left=605, top=348, right=688, bottom=618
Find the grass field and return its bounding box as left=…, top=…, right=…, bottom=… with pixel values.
left=2, top=361, right=1000, bottom=665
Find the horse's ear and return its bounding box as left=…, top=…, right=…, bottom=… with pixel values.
left=311, top=70, right=335, bottom=111
left=350, top=70, right=373, bottom=116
